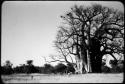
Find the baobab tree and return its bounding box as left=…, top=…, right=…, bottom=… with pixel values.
left=54, top=4, right=124, bottom=73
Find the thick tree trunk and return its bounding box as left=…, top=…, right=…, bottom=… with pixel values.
left=74, top=47, right=92, bottom=73
left=90, top=38, right=103, bottom=73
left=77, top=59, right=83, bottom=74
left=74, top=48, right=88, bottom=74
left=90, top=53, right=102, bottom=73
left=74, top=35, right=83, bottom=74
left=74, top=56, right=83, bottom=74
left=80, top=45, right=87, bottom=73
left=82, top=59, right=88, bottom=73
left=74, top=57, right=88, bottom=74
left=87, top=50, right=92, bottom=72
left=96, top=55, right=102, bottom=73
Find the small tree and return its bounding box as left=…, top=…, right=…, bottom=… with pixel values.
left=26, top=60, right=33, bottom=66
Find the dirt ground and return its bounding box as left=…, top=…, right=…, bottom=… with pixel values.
left=1, top=73, right=124, bottom=83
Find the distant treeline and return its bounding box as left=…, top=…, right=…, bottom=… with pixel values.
left=1, top=60, right=124, bottom=75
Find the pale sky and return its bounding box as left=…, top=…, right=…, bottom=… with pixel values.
left=1, top=1, right=124, bottom=67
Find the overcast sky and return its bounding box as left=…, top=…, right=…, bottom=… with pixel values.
left=1, top=1, right=124, bottom=67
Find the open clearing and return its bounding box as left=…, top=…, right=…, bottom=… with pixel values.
left=1, top=73, right=124, bottom=83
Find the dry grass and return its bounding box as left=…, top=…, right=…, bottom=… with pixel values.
left=1, top=73, right=124, bottom=83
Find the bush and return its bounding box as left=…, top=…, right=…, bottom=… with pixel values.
left=1, top=66, right=14, bottom=75
left=101, top=65, right=111, bottom=73
left=101, top=60, right=124, bottom=73
left=43, top=64, right=54, bottom=74
left=54, top=63, right=67, bottom=74
left=110, top=63, right=124, bottom=73
left=66, top=63, right=75, bottom=74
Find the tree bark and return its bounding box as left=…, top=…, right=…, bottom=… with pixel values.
left=90, top=53, right=103, bottom=73
left=90, top=38, right=102, bottom=73
left=87, top=50, right=92, bottom=72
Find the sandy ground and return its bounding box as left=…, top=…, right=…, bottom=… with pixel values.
left=1, top=73, right=124, bottom=83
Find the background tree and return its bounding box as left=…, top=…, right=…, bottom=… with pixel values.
left=26, top=60, right=33, bottom=66
left=1, top=60, right=13, bottom=74
left=25, top=60, right=38, bottom=73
